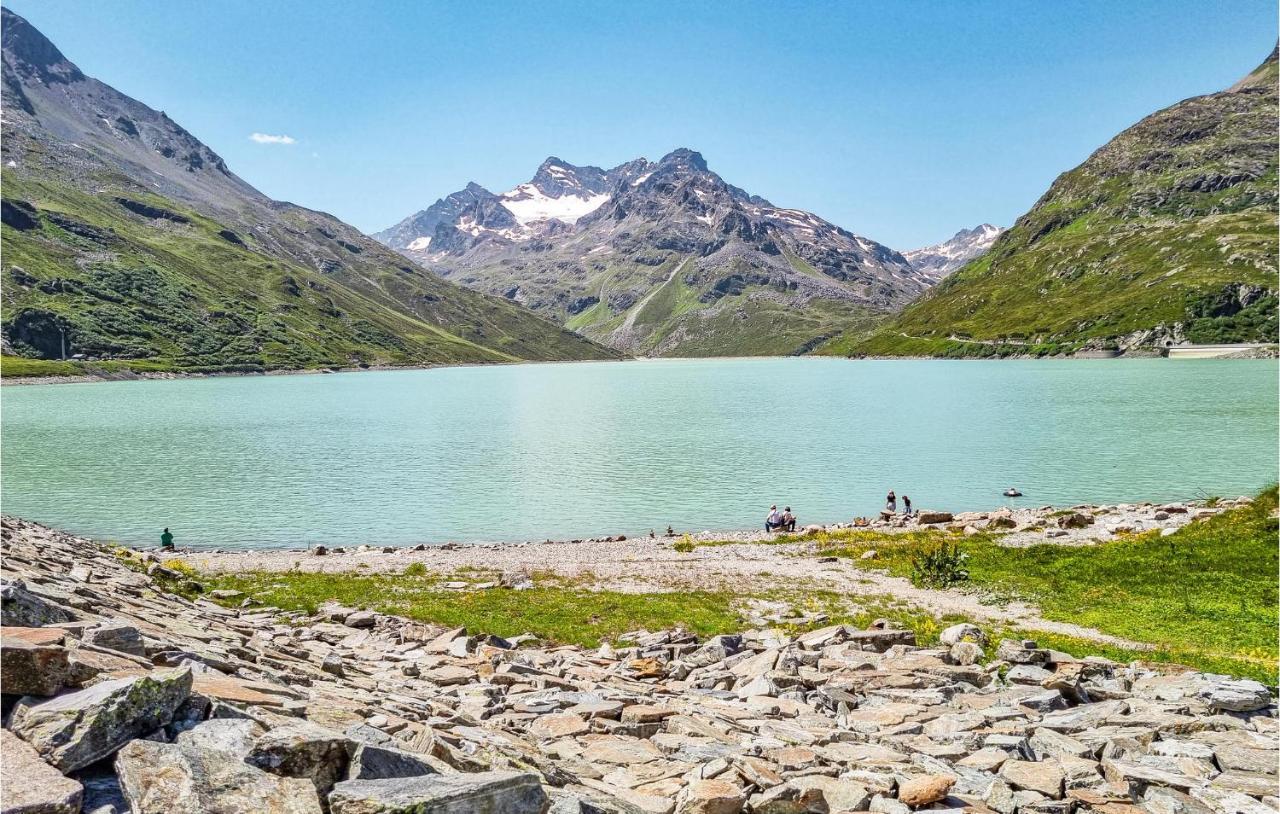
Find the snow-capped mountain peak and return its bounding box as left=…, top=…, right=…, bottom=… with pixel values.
left=903, top=223, right=1004, bottom=280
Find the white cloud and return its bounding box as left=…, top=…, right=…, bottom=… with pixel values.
left=249, top=132, right=296, bottom=145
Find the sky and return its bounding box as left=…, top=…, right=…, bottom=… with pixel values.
left=5, top=1, right=1276, bottom=249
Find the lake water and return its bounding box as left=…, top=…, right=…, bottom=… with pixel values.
left=2, top=358, right=1276, bottom=550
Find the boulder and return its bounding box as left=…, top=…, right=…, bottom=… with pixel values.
left=1195, top=677, right=1272, bottom=712
left=999, top=759, right=1065, bottom=798
left=82, top=622, right=147, bottom=657
left=939, top=623, right=986, bottom=647
left=917, top=511, right=954, bottom=525
left=0, top=728, right=83, bottom=814
left=327, top=771, right=548, bottom=814
left=246, top=720, right=354, bottom=798
left=898, top=774, right=954, bottom=807
left=343, top=611, right=377, bottom=629
left=0, top=632, right=70, bottom=696
left=1057, top=513, right=1093, bottom=529
left=949, top=641, right=984, bottom=666
left=527, top=713, right=590, bottom=740
left=995, top=639, right=1049, bottom=664
left=675, top=778, right=747, bottom=814
left=346, top=742, right=442, bottom=781
left=115, top=721, right=323, bottom=814
left=9, top=666, right=193, bottom=773
left=1, top=579, right=76, bottom=627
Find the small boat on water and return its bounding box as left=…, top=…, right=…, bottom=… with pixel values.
left=1003, top=487, right=1023, bottom=497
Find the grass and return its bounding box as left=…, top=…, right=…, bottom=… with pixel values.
left=1, top=167, right=613, bottom=372
left=174, top=489, right=1276, bottom=681
left=811, top=488, right=1279, bottom=682
left=202, top=572, right=749, bottom=648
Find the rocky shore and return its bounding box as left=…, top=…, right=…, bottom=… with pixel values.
left=2, top=515, right=1277, bottom=813
left=180, top=496, right=1233, bottom=577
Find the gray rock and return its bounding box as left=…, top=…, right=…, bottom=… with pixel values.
left=9, top=666, right=193, bottom=772
left=344, top=611, right=377, bottom=629
left=869, top=793, right=911, bottom=814
left=0, top=728, right=84, bottom=814
left=1195, top=677, right=1272, bottom=712
left=996, top=639, right=1049, bottom=664
left=1028, top=728, right=1093, bottom=760
left=83, top=622, right=147, bottom=657
left=1007, top=664, right=1054, bottom=685
left=115, top=722, right=323, bottom=814
left=321, top=653, right=346, bottom=677
left=999, top=759, right=1065, bottom=798
left=174, top=718, right=263, bottom=756
left=246, top=720, right=354, bottom=797
left=1, top=579, right=76, bottom=626
left=78, top=765, right=130, bottom=814
left=328, top=771, right=548, bottom=814
left=347, top=742, right=442, bottom=781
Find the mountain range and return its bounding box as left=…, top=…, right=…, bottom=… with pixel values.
left=375, top=150, right=939, bottom=356
left=831, top=48, right=1279, bottom=358
left=0, top=9, right=614, bottom=373
left=3, top=7, right=1272, bottom=371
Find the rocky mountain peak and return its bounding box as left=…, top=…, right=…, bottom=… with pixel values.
left=1, top=9, right=84, bottom=85
left=374, top=148, right=931, bottom=356
left=903, top=223, right=1005, bottom=281
left=659, top=147, right=708, bottom=171
left=528, top=157, right=610, bottom=198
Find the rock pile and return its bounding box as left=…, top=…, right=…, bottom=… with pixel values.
left=1, top=516, right=1277, bottom=813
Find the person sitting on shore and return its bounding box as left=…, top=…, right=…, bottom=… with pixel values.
left=886, top=490, right=897, bottom=513
left=160, top=527, right=174, bottom=550
left=766, top=505, right=783, bottom=532
left=781, top=507, right=796, bottom=532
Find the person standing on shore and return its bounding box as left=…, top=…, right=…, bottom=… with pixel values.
left=886, top=491, right=897, bottom=513
left=902, top=496, right=912, bottom=516
left=160, top=527, right=174, bottom=550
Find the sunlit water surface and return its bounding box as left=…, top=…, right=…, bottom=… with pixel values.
left=2, top=358, right=1275, bottom=549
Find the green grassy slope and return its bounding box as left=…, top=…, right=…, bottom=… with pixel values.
left=470, top=249, right=884, bottom=357
left=826, top=50, right=1279, bottom=358
left=798, top=487, right=1280, bottom=682
left=1, top=174, right=614, bottom=374
left=0, top=10, right=615, bottom=375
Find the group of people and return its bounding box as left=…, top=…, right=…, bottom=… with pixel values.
left=764, top=505, right=796, bottom=532
left=885, top=490, right=912, bottom=515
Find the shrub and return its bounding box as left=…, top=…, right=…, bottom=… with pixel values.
left=403, top=562, right=428, bottom=577
left=672, top=535, right=695, bottom=554
left=910, top=543, right=970, bottom=589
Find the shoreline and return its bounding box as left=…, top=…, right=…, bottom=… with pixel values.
left=160, top=495, right=1233, bottom=577
left=0, top=355, right=631, bottom=387
left=4, top=346, right=1274, bottom=386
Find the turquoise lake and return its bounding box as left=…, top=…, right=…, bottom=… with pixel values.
left=2, top=358, right=1276, bottom=549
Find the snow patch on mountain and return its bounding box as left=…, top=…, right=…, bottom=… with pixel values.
left=499, top=183, right=609, bottom=226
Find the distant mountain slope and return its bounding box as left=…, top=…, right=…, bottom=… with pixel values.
left=829, top=49, right=1279, bottom=358
left=376, top=149, right=929, bottom=356
left=903, top=224, right=1003, bottom=281
left=0, top=9, right=613, bottom=373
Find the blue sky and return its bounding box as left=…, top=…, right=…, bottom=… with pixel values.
left=5, top=1, right=1275, bottom=248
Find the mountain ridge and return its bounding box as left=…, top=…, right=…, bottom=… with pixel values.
left=376, top=148, right=931, bottom=356
left=903, top=224, right=1005, bottom=281
left=0, top=8, right=615, bottom=372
